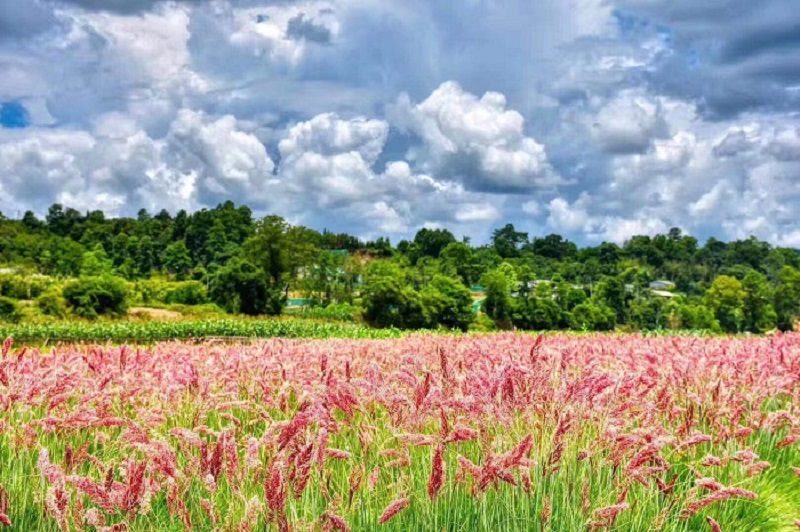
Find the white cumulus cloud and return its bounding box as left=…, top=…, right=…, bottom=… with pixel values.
left=393, top=81, right=561, bottom=192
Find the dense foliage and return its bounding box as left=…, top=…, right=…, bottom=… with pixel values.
left=2, top=334, right=800, bottom=530
left=2, top=203, right=800, bottom=333
left=62, top=276, right=129, bottom=319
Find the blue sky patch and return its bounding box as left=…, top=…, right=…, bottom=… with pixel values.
left=0, top=102, right=30, bottom=129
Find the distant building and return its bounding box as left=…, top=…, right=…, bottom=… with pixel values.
left=651, top=289, right=677, bottom=298
left=649, top=280, right=676, bottom=291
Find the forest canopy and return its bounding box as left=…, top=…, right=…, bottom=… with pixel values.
left=2, top=202, right=799, bottom=333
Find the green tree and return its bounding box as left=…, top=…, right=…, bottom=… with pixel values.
left=774, top=266, right=800, bottom=331
left=361, top=262, right=424, bottom=329
left=209, top=258, right=278, bottom=316
left=440, top=242, right=478, bottom=286
left=529, top=234, right=577, bottom=261
left=163, top=241, right=193, bottom=280
left=306, top=250, right=346, bottom=305
left=21, top=211, right=43, bottom=232
left=492, top=224, right=528, bottom=258
left=135, top=236, right=156, bottom=277
left=243, top=215, right=300, bottom=310
left=285, top=225, right=322, bottom=282
left=592, top=275, right=629, bottom=323
left=704, top=275, right=746, bottom=333
left=629, top=296, right=667, bottom=330
left=420, top=275, right=474, bottom=331
left=666, top=301, right=720, bottom=331
left=205, top=219, right=230, bottom=265
left=80, top=244, right=114, bottom=277
left=513, top=284, right=562, bottom=330
left=741, top=270, right=777, bottom=332
left=368, top=237, right=393, bottom=258
left=482, top=266, right=515, bottom=328
left=568, top=302, right=616, bottom=331
left=413, top=228, right=456, bottom=258
left=553, top=277, right=587, bottom=326
left=246, top=216, right=289, bottom=285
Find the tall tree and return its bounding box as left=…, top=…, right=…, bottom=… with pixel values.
left=164, top=241, right=193, bottom=280
left=413, top=228, right=456, bottom=258
left=492, top=224, right=528, bottom=258
left=705, top=275, right=747, bottom=333
left=420, top=275, right=474, bottom=331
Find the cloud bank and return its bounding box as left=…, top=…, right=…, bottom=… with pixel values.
left=0, top=0, right=798, bottom=244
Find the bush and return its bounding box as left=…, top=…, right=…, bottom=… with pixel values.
left=36, top=290, right=68, bottom=318
left=513, top=296, right=562, bottom=330
left=568, top=302, right=616, bottom=331
left=0, top=296, right=21, bottom=323
left=63, top=276, right=129, bottom=319
left=667, top=302, right=721, bottom=332
left=135, top=279, right=168, bottom=305
left=469, top=313, right=498, bottom=332
left=164, top=281, right=208, bottom=306
left=323, top=303, right=358, bottom=321
left=286, top=303, right=359, bottom=322
left=362, top=278, right=426, bottom=329
left=0, top=273, right=56, bottom=300
left=168, top=303, right=226, bottom=318
left=209, top=258, right=279, bottom=316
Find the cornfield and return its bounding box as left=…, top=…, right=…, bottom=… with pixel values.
left=0, top=319, right=404, bottom=344
left=1, top=333, right=799, bottom=530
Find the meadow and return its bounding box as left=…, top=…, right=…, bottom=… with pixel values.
left=1, top=332, right=799, bottom=531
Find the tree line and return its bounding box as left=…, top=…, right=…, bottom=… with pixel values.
left=1, top=202, right=800, bottom=333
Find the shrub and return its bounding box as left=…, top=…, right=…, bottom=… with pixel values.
left=168, top=303, right=226, bottom=318
left=0, top=296, right=21, bottom=323
left=469, top=313, right=498, bottom=332
left=513, top=296, right=562, bottom=330
left=135, top=279, right=168, bottom=305
left=209, top=258, right=278, bottom=316
left=667, top=302, right=721, bottom=332
left=36, top=289, right=68, bottom=318
left=323, top=303, right=358, bottom=321
left=568, top=302, right=616, bottom=331
left=63, top=276, right=129, bottom=319
left=0, top=273, right=56, bottom=300
left=285, top=303, right=359, bottom=322
left=164, top=281, right=208, bottom=306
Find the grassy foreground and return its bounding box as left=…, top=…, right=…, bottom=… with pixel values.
left=1, top=334, right=800, bottom=531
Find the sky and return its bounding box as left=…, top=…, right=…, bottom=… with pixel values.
left=0, top=0, right=799, bottom=246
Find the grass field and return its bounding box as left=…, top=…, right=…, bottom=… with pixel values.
left=1, top=333, right=799, bottom=530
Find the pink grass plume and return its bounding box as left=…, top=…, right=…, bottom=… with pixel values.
left=378, top=497, right=410, bottom=524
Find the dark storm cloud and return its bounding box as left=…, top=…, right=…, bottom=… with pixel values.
left=617, top=0, right=800, bottom=117
left=718, top=22, right=800, bottom=64
left=0, top=0, right=56, bottom=39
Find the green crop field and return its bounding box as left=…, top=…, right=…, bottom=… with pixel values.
left=0, top=317, right=405, bottom=344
